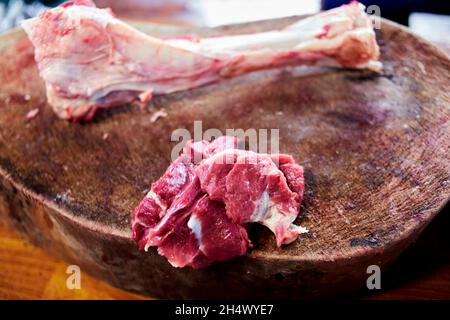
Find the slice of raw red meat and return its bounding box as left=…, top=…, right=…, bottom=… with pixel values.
left=197, top=150, right=306, bottom=246
left=187, top=196, right=250, bottom=263
left=131, top=136, right=307, bottom=268
left=183, top=135, right=239, bottom=163
left=195, top=149, right=244, bottom=201
left=131, top=154, right=196, bottom=250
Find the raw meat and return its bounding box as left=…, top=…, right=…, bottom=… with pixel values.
left=22, top=0, right=381, bottom=120
left=131, top=136, right=307, bottom=268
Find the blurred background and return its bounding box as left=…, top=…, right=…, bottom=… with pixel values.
left=0, top=0, right=450, bottom=53
left=0, top=1, right=449, bottom=27
left=1, top=0, right=449, bottom=51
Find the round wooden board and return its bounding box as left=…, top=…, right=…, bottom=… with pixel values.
left=0, top=18, right=449, bottom=299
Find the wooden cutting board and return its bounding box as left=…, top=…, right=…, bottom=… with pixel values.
left=0, top=17, right=449, bottom=299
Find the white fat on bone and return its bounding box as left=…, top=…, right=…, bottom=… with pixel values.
left=22, top=1, right=381, bottom=120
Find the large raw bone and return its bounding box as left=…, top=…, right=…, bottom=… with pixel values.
left=22, top=0, right=381, bottom=120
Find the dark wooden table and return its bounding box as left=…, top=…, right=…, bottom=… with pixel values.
left=0, top=3, right=448, bottom=300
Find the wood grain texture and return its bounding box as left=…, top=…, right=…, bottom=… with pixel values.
left=0, top=18, right=449, bottom=299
